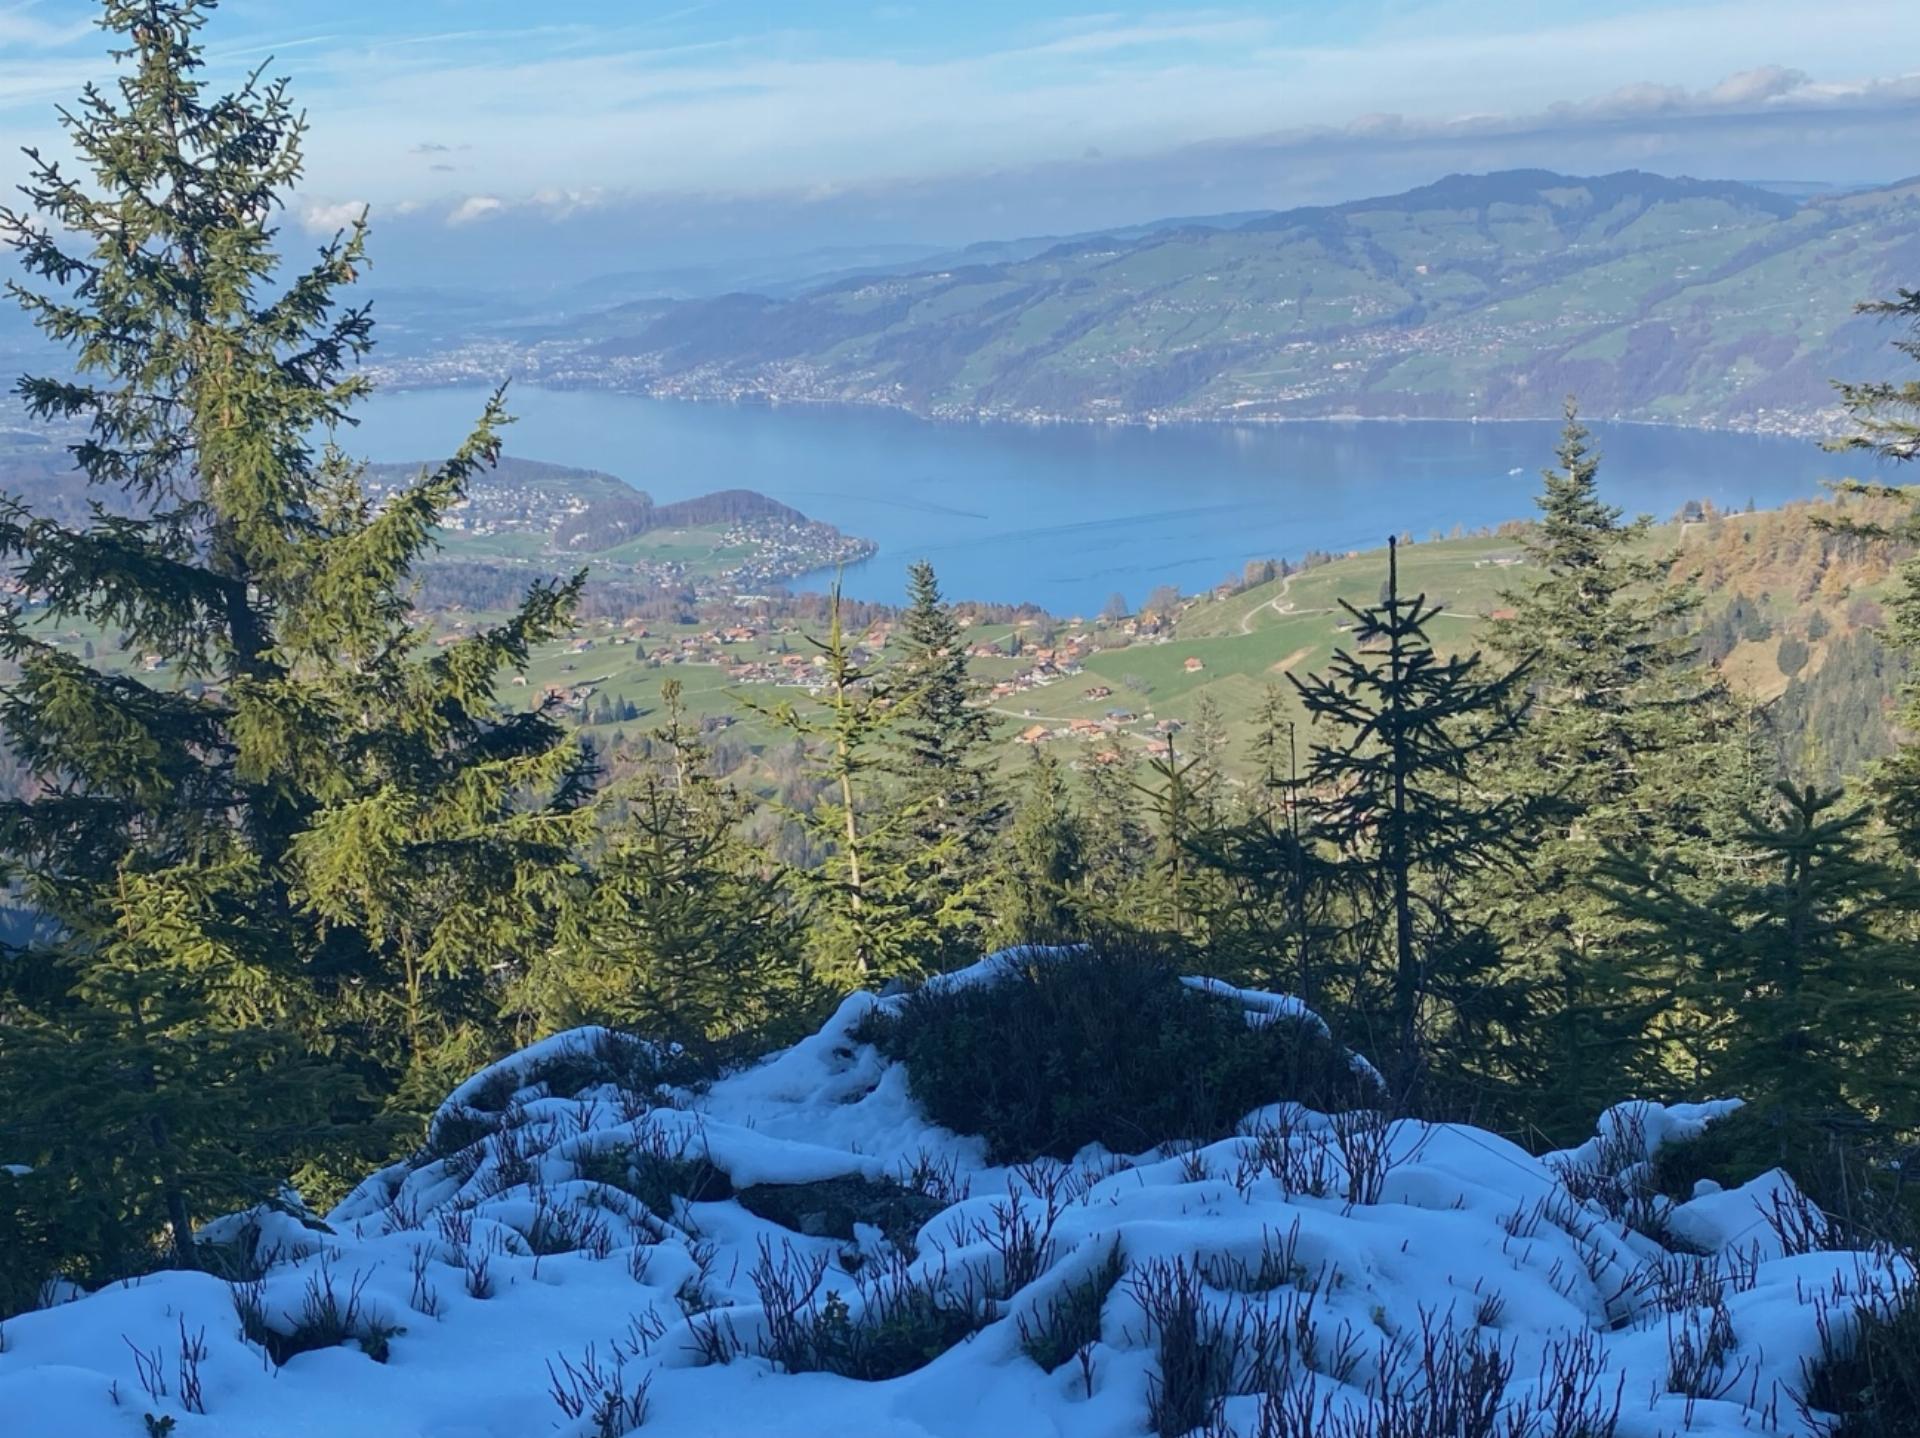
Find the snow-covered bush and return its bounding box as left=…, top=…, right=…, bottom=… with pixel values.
left=856, top=938, right=1374, bottom=1163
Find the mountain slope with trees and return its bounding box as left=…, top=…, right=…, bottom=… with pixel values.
left=481, top=168, right=1920, bottom=432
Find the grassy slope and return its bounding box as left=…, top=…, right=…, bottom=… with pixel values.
left=30, top=494, right=1899, bottom=788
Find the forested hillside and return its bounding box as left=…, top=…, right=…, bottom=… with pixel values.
left=455, top=169, right=1920, bottom=432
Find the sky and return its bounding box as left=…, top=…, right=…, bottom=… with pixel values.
left=2, top=0, right=1918, bottom=289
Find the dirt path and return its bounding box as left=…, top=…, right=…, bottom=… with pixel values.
left=1237, top=573, right=1296, bottom=635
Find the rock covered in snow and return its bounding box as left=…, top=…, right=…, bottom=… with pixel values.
left=0, top=959, right=1907, bottom=1438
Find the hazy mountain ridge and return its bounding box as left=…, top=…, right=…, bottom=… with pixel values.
left=452, top=169, right=1920, bottom=434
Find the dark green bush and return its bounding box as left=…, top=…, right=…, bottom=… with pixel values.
left=1651, top=1105, right=1920, bottom=1244
left=735, top=1175, right=944, bottom=1251
left=857, top=940, right=1369, bottom=1164
left=1019, top=1243, right=1124, bottom=1372
left=1804, top=1270, right=1920, bottom=1438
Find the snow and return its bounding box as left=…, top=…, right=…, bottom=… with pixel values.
left=1, top=956, right=1907, bottom=1438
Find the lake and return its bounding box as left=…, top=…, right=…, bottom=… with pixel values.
left=351, top=386, right=1860, bottom=614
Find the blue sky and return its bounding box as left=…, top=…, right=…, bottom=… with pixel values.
left=3, top=1, right=1917, bottom=285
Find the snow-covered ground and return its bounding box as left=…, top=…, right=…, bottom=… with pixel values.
left=1, top=953, right=1907, bottom=1437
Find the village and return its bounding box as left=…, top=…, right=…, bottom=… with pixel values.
left=460, top=595, right=1204, bottom=762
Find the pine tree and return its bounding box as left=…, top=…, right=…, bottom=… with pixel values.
left=1135, top=733, right=1209, bottom=936
left=754, top=583, right=925, bottom=982
left=1597, top=785, right=1920, bottom=1136
left=1077, top=741, right=1151, bottom=922
left=994, top=745, right=1083, bottom=945
left=1290, top=537, right=1530, bottom=1091
left=881, top=561, right=1003, bottom=967
left=1821, top=287, right=1920, bottom=855
left=1188, top=686, right=1343, bottom=1005
left=1477, top=402, right=1761, bottom=1124
left=0, top=0, right=591, bottom=1284
left=526, top=681, right=814, bottom=1061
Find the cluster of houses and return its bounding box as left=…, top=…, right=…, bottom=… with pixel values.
left=1014, top=698, right=1188, bottom=757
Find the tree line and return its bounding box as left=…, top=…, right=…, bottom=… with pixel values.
left=3, top=3, right=1919, bottom=1309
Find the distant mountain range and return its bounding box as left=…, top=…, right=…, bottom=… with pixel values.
left=398, top=169, right=1920, bottom=435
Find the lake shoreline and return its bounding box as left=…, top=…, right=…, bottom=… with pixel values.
left=368, top=374, right=1844, bottom=448
left=352, top=385, right=1855, bottom=613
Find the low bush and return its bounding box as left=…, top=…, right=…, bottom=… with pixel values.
left=1018, top=1243, right=1124, bottom=1372
left=735, top=1175, right=945, bottom=1251
left=1802, top=1268, right=1920, bottom=1438
left=857, top=939, right=1369, bottom=1164
left=726, top=1239, right=991, bottom=1382
left=1651, top=1105, right=1920, bottom=1245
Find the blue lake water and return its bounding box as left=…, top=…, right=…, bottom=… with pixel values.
left=351, top=386, right=1864, bottom=614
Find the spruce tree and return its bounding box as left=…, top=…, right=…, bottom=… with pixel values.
left=1076, top=741, right=1151, bottom=924
left=1479, top=402, right=1760, bottom=1124
left=880, top=561, right=1003, bottom=966
left=1823, top=286, right=1920, bottom=855
left=526, top=681, right=814, bottom=1061
left=755, top=583, right=925, bottom=981
left=1597, top=785, right=1920, bottom=1137
left=0, top=0, right=591, bottom=1286
left=1290, top=537, right=1530, bottom=1091
left=1188, top=687, right=1343, bottom=1006
left=993, top=745, right=1083, bottom=945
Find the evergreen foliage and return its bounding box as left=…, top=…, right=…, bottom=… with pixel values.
left=1598, top=785, right=1920, bottom=1134
left=0, top=0, right=590, bottom=1288
left=856, top=940, right=1369, bottom=1164
left=524, top=680, right=818, bottom=1063
left=879, top=561, right=1004, bottom=968
left=1475, top=402, right=1764, bottom=1124
left=1288, top=536, right=1530, bottom=1091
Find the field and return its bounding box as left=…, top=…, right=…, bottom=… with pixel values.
left=22, top=488, right=1900, bottom=792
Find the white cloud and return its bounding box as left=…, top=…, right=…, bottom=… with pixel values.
left=447, top=195, right=506, bottom=226
left=1705, top=66, right=1811, bottom=106
left=301, top=199, right=369, bottom=233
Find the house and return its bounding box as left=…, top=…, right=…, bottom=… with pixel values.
left=1106, top=709, right=1136, bottom=724
left=1085, top=684, right=1114, bottom=700
left=1183, top=656, right=1205, bottom=673
left=1068, top=718, right=1103, bottom=737
left=1016, top=724, right=1050, bottom=745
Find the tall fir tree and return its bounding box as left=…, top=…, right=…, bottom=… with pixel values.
left=1478, top=402, right=1763, bottom=1126
left=1822, top=286, right=1920, bottom=855
left=880, top=561, right=1003, bottom=967
left=1076, top=740, right=1151, bottom=923
left=754, top=582, right=928, bottom=982
left=1187, top=686, right=1344, bottom=1006
left=1290, top=537, right=1530, bottom=1092
left=0, top=0, right=591, bottom=1290
left=993, top=745, right=1084, bottom=946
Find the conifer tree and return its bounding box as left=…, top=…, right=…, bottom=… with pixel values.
left=1290, top=538, right=1529, bottom=1091
left=881, top=561, right=1003, bottom=966
left=1076, top=741, right=1151, bottom=922
left=1136, top=734, right=1209, bottom=936
left=755, top=583, right=926, bottom=981
left=526, top=681, right=813, bottom=1060
left=1823, top=286, right=1920, bottom=854
left=993, top=745, right=1083, bottom=945
left=1188, top=688, right=1343, bottom=1005
left=1597, top=785, right=1920, bottom=1136
left=0, top=0, right=591, bottom=1281
left=1478, top=403, right=1760, bottom=1122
